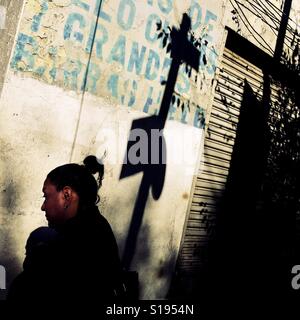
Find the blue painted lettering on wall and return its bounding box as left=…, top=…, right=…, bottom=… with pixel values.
left=181, top=104, right=189, bottom=124
left=143, top=86, right=160, bottom=115
left=146, top=0, right=174, bottom=14
left=156, top=90, right=163, bottom=106
left=107, top=74, right=119, bottom=98
left=203, top=10, right=217, bottom=43
left=48, top=46, right=57, bottom=56
left=145, top=14, right=171, bottom=49
left=72, top=0, right=90, bottom=12
left=34, top=66, right=46, bottom=77
left=85, top=22, right=108, bottom=58
left=85, top=62, right=101, bottom=93
left=159, top=20, right=171, bottom=50
left=159, top=57, right=171, bottom=83
left=176, top=65, right=190, bottom=94
left=168, top=104, right=177, bottom=121
left=31, top=0, right=48, bottom=32
left=145, top=49, right=160, bottom=80
left=189, top=3, right=217, bottom=38
left=158, top=0, right=173, bottom=14
left=120, top=79, right=137, bottom=106
left=143, top=86, right=154, bottom=113
left=10, top=33, right=38, bottom=71
left=99, top=7, right=111, bottom=22
left=206, top=47, right=218, bottom=75
left=127, top=42, right=147, bottom=75
left=72, top=0, right=111, bottom=21
left=194, top=106, right=206, bottom=129
left=107, top=74, right=138, bottom=108
left=49, top=67, right=56, bottom=81
left=64, top=13, right=86, bottom=42
left=189, top=0, right=202, bottom=30
left=107, top=35, right=126, bottom=66
left=64, top=59, right=82, bottom=90
left=117, top=0, right=136, bottom=31
left=10, top=1, right=221, bottom=128
left=127, top=79, right=137, bottom=107
left=188, top=1, right=218, bottom=74
left=145, top=14, right=160, bottom=43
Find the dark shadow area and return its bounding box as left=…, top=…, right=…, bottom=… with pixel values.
left=207, top=80, right=272, bottom=304
left=120, top=13, right=199, bottom=272
left=167, top=22, right=300, bottom=309
left=120, top=116, right=166, bottom=271
left=117, top=7, right=299, bottom=306
left=204, top=29, right=300, bottom=309
left=259, top=77, right=300, bottom=304
left=0, top=169, right=22, bottom=300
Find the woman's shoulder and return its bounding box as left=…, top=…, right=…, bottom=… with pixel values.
left=25, top=227, right=59, bottom=253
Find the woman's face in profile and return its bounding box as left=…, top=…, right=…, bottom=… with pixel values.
left=41, top=179, right=66, bottom=227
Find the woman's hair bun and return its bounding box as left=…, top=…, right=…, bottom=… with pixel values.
left=83, top=155, right=104, bottom=180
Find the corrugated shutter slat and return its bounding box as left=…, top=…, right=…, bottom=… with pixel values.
left=176, top=47, right=265, bottom=273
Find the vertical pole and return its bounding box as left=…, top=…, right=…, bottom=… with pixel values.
left=69, top=0, right=103, bottom=162
left=274, top=0, right=293, bottom=61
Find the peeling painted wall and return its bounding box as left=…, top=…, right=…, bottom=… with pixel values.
left=0, top=0, right=228, bottom=299
left=9, top=0, right=228, bottom=127
left=0, top=0, right=24, bottom=96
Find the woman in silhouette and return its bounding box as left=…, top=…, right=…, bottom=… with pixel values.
left=8, top=155, right=122, bottom=303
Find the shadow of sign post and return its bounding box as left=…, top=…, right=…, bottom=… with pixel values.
left=120, top=13, right=200, bottom=271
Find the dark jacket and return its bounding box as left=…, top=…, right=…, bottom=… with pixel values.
left=7, top=207, right=122, bottom=303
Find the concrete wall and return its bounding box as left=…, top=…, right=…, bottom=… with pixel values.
left=0, top=0, right=228, bottom=299
left=226, top=0, right=282, bottom=56
left=225, top=0, right=299, bottom=62
left=0, top=0, right=25, bottom=95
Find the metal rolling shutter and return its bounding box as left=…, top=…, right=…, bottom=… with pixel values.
left=177, top=47, right=266, bottom=273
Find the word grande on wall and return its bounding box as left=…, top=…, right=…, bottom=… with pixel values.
left=10, top=0, right=221, bottom=128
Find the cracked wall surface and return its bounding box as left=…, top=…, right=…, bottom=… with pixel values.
left=9, top=0, right=228, bottom=127
left=0, top=0, right=24, bottom=96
